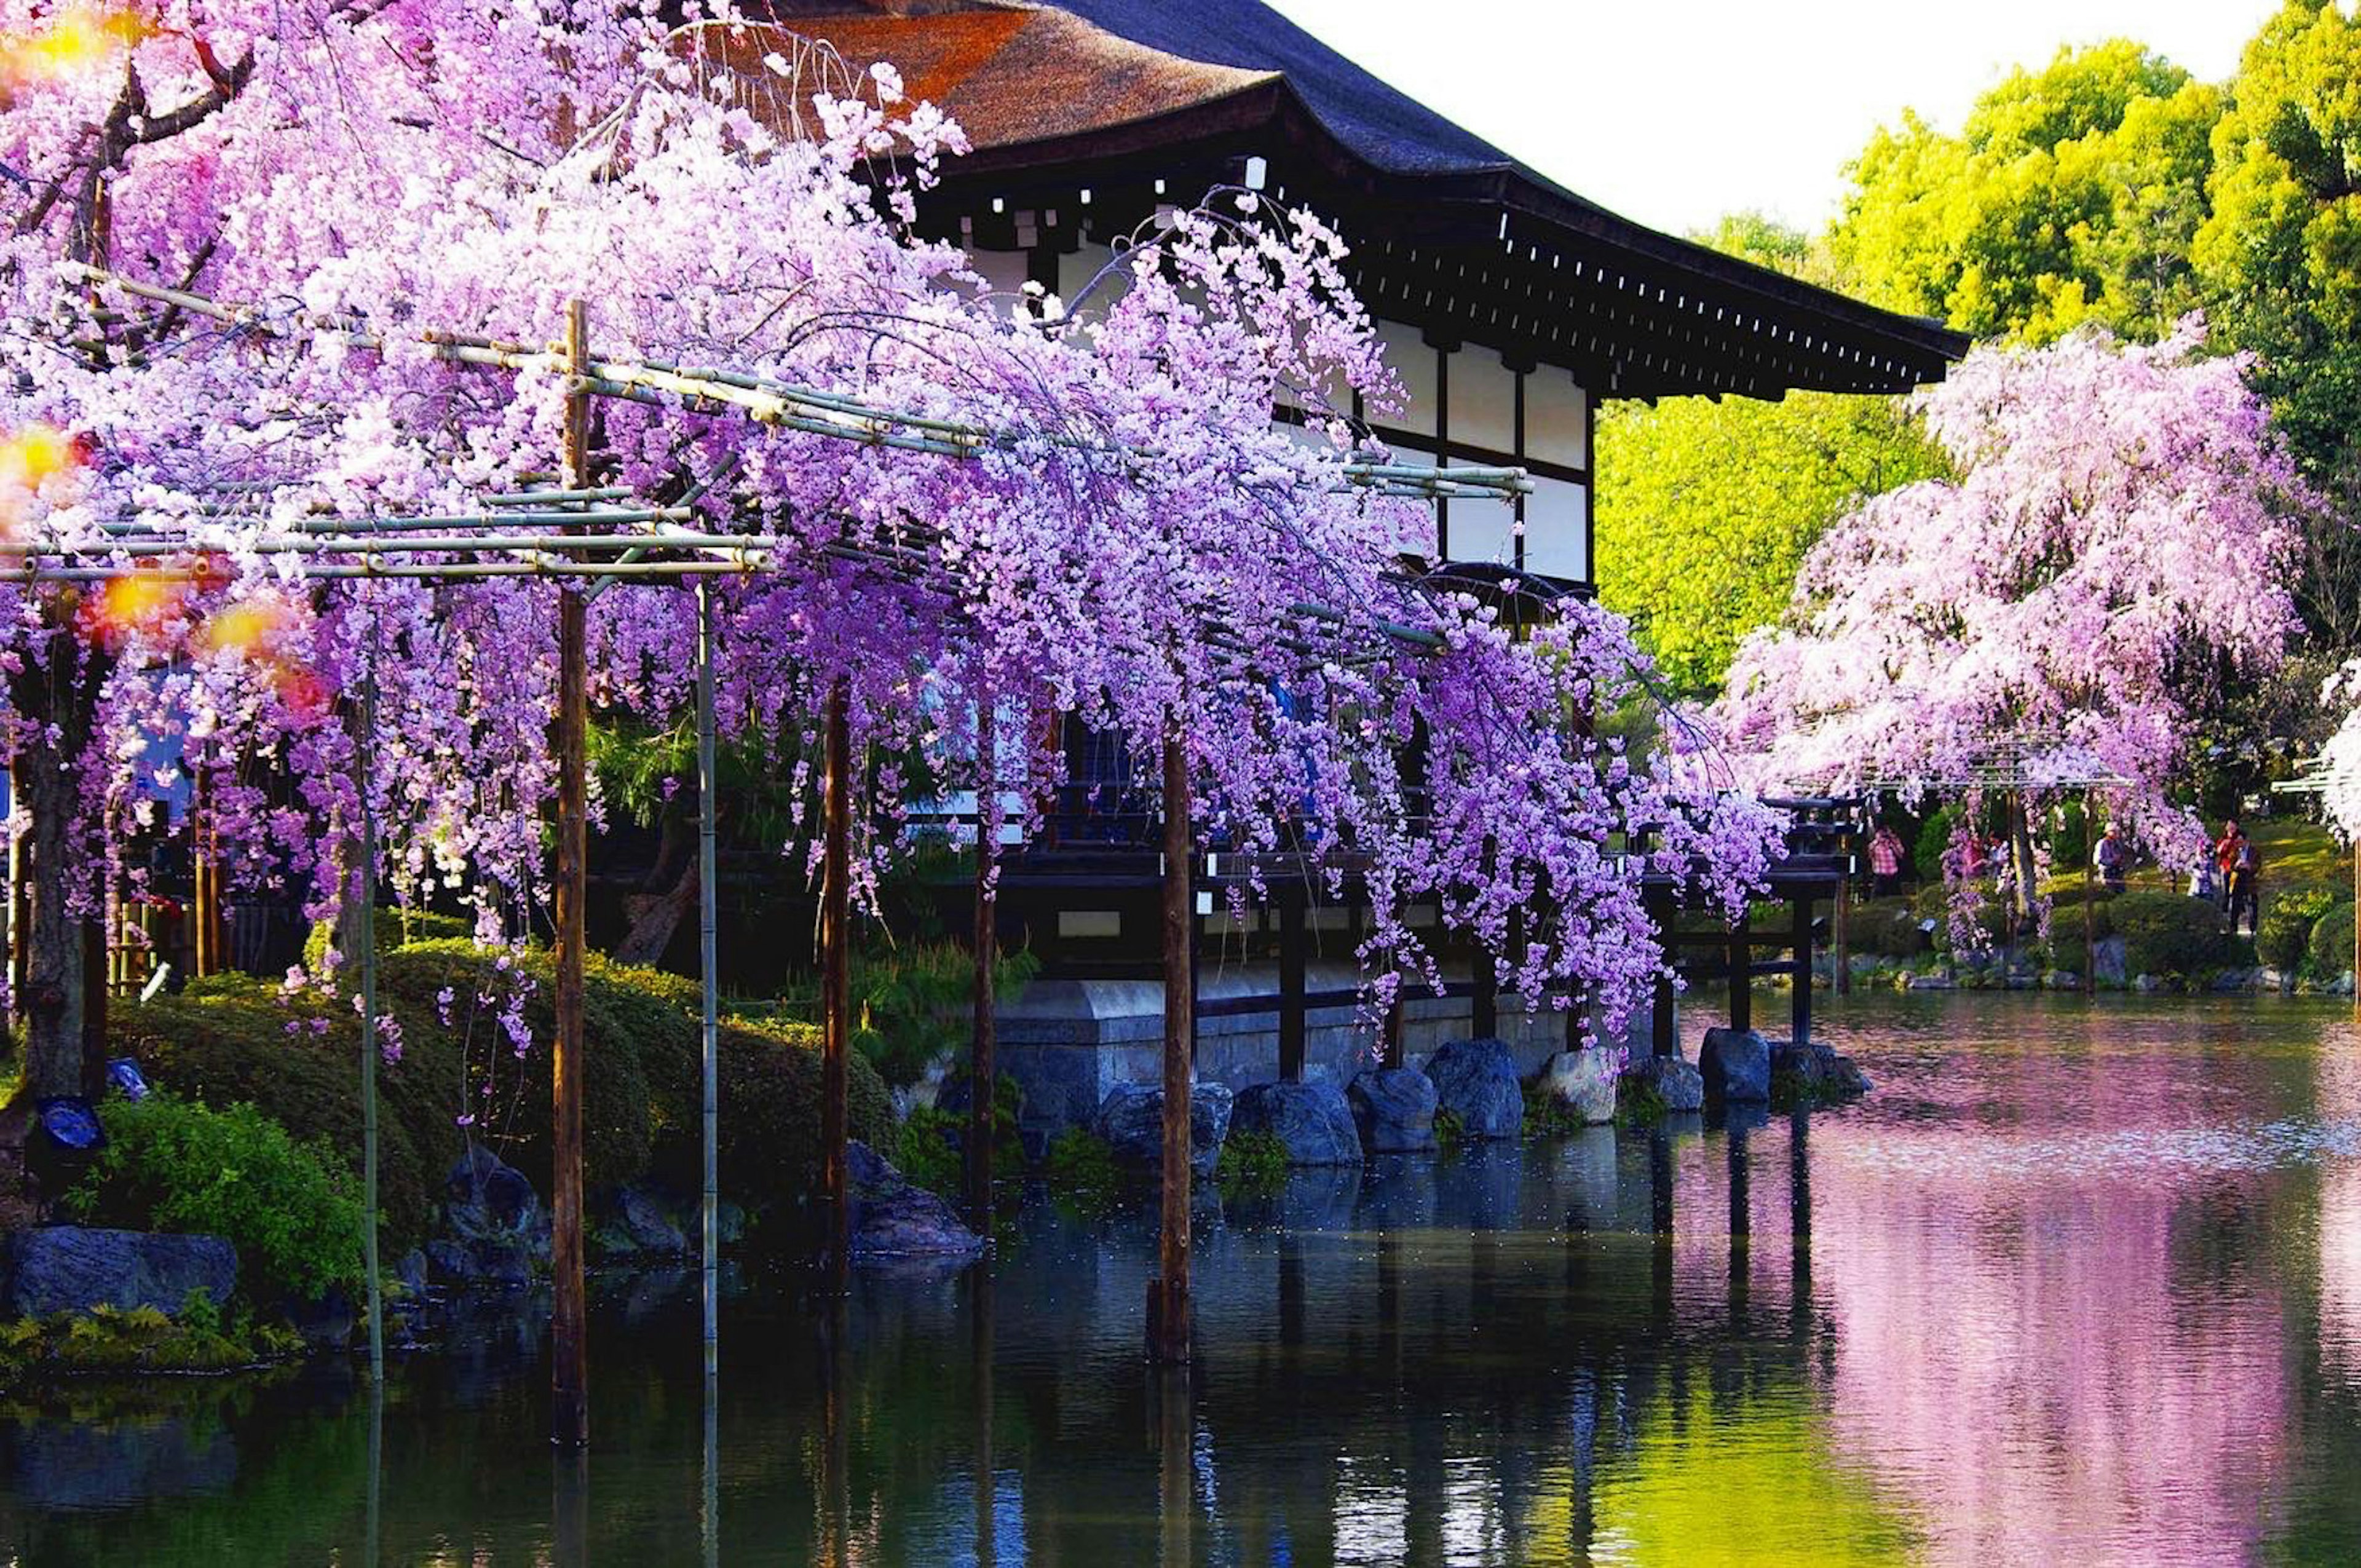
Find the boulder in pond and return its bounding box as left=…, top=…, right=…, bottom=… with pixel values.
left=1699, top=1028, right=1771, bottom=1103
left=5, top=1227, right=236, bottom=1318
left=1629, top=1055, right=1704, bottom=1114
left=1769, top=1039, right=1872, bottom=1100
left=1229, top=1080, right=1361, bottom=1166
left=1092, top=1082, right=1234, bottom=1179
left=1538, top=1048, right=1620, bottom=1125
left=593, top=1183, right=690, bottom=1259
left=1422, top=1039, right=1522, bottom=1139
left=422, top=1237, right=531, bottom=1289
left=445, top=1147, right=548, bottom=1259
left=1348, top=1067, right=1438, bottom=1154
left=846, top=1140, right=984, bottom=1262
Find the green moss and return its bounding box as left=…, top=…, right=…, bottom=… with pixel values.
left=1214, top=1128, right=1289, bottom=1197
left=1431, top=1106, right=1466, bottom=1153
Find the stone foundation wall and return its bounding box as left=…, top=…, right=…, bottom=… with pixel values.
left=995, top=961, right=1655, bottom=1140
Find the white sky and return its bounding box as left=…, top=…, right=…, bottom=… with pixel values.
left=1265, top=0, right=2279, bottom=239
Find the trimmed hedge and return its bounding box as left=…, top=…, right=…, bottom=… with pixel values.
left=2258, top=885, right=2341, bottom=974
left=1849, top=896, right=1932, bottom=958
left=111, top=938, right=890, bottom=1253
left=2110, top=892, right=2249, bottom=979
left=2309, top=903, right=2356, bottom=981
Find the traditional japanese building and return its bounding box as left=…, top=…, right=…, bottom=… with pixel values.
left=748, top=0, right=1969, bottom=1127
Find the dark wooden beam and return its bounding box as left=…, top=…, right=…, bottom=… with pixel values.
left=550, top=302, right=591, bottom=1451
left=1149, top=728, right=1193, bottom=1364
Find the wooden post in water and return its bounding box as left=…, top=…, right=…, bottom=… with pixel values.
left=550, top=296, right=591, bottom=1449
left=1471, top=836, right=1498, bottom=1038
left=696, top=582, right=721, bottom=1359
left=2084, top=792, right=2099, bottom=998
left=1148, top=727, right=1192, bottom=1364
left=821, top=678, right=852, bottom=1280
left=191, top=775, right=216, bottom=978
left=1832, top=828, right=1851, bottom=998
left=357, top=651, right=384, bottom=1380
left=1789, top=895, right=1811, bottom=1048
left=1727, top=911, right=1752, bottom=1035
left=1277, top=887, right=1306, bottom=1083
left=968, top=700, right=996, bottom=1230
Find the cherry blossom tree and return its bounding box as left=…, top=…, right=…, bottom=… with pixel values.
left=0, top=0, right=1779, bottom=1111
left=1715, top=322, right=2312, bottom=911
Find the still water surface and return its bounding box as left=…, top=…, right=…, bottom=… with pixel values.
left=5, top=992, right=2360, bottom=1566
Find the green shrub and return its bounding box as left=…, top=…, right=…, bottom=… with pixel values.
left=770, top=944, right=1041, bottom=1088
left=2258, top=886, right=2340, bottom=973
left=895, top=1105, right=963, bottom=1196
left=1848, top=895, right=1932, bottom=957
left=1913, top=806, right=1957, bottom=889
left=1043, top=1127, right=1119, bottom=1213
left=1521, top=1079, right=1580, bottom=1139
left=111, top=939, right=891, bottom=1254
left=1214, top=1129, right=1289, bottom=1196
left=2046, top=798, right=2089, bottom=873
left=2042, top=883, right=2118, bottom=942
left=2309, top=902, right=2356, bottom=981
left=300, top=907, right=475, bottom=976
left=1432, top=1106, right=1466, bottom=1152
left=64, top=1095, right=363, bottom=1301
left=2111, top=891, right=2245, bottom=979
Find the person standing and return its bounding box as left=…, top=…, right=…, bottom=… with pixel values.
left=1869, top=825, right=1905, bottom=897
left=2213, top=819, right=2244, bottom=917
left=2229, top=830, right=2261, bottom=937
left=2094, top=823, right=2129, bottom=893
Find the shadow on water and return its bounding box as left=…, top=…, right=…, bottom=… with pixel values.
left=4, top=993, right=2361, bottom=1563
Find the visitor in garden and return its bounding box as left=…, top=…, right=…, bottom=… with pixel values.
left=2094, top=823, right=2129, bottom=893
left=2229, top=832, right=2263, bottom=937
left=2215, top=820, right=2248, bottom=917
left=1869, top=825, right=1905, bottom=897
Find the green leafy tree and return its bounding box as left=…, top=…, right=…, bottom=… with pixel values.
left=1594, top=219, right=1947, bottom=695
left=1832, top=41, right=2221, bottom=344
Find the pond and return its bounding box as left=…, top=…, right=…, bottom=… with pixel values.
left=4, top=992, right=2359, bottom=1566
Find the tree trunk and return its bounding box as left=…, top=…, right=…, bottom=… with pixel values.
left=614, top=855, right=698, bottom=968
left=2010, top=794, right=2039, bottom=920
left=9, top=638, right=102, bottom=1106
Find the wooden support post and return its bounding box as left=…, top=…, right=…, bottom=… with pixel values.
left=2084, top=792, right=2098, bottom=998
left=1148, top=728, right=1192, bottom=1364
left=1790, top=895, right=1811, bottom=1048
left=2352, top=836, right=2359, bottom=996
left=1646, top=881, right=1677, bottom=1059
left=968, top=700, right=996, bottom=1230
left=77, top=917, right=105, bottom=1096
left=821, top=678, right=852, bottom=1280
left=550, top=296, right=591, bottom=1450
left=8, top=817, right=27, bottom=1028
left=191, top=776, right=213, bottom=978
left=972, top=1268, right=995, bottom=1568
left=1728, top=911, right=1751, bottom=1035
left=696, top=582, right=721, bottom=1357
left=357, top=651, right=383, bottom=1380
left=1833, top=861, right=1851, bottom=997
left=1382, top=994, right=1404, bottom=1069
left=1277, top=887, right=1306, bottom=1084
left=1471, top=837, right=1497, bottom=1039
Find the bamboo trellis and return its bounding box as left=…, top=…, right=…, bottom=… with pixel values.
left=26, top=269, right=1532, bottom=1433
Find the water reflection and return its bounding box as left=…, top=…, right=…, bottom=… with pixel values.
left=0, top=995, right=2357, bottom=1564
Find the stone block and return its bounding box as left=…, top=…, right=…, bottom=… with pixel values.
left=5, top=1227, right=235, bottom=1318
left=1538, top=1047, right=1619, bottom=1125
left=1422, top=1038, right=1523, bottom=1139
left=1630, top=1055, right=1704, bottom=1114
left=1091, top=1082, right=1234, bottom=1178
left=1230, top=1080, right=1361, bottom=1166
left=1699, top=1028, right=1771, bottom=1103
left=1348, top=1067, right=1438, bottom=1154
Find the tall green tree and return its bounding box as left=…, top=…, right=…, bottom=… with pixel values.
left=1594, top=218, right=1948, bottom=695
left=1832, top=41, right=2221, bottom=344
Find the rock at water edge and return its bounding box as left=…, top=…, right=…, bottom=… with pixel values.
left=1230, top=1080, right=1361, bottom=1166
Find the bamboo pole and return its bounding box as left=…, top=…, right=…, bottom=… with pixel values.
left=968, top=699, right=996, bottom=1233
left=697, top=580, right=720, bottom=1360
left=1149, top=726, right=1193, bottom=1365
left=821, top=678, right=851, bottom=1282
left=550, top=299, right=591, bottom=1450
left=357, top=640, right=384, bottom=1381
